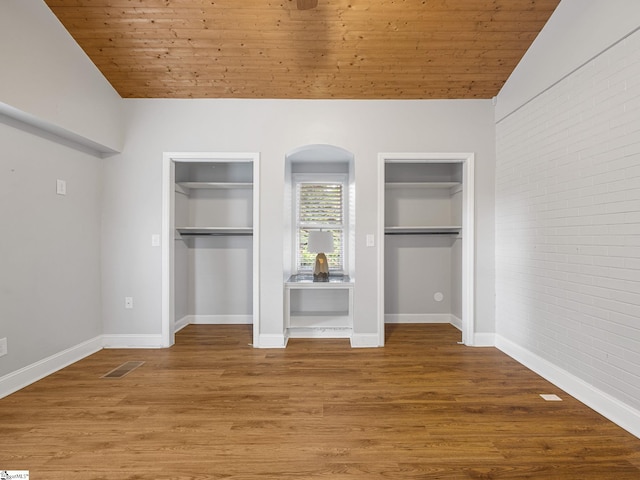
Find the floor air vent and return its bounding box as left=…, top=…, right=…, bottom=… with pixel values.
left=102, top=361, right=145, bottom=378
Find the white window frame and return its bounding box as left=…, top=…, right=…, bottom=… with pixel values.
left=293, top=173, right=348, bottom=275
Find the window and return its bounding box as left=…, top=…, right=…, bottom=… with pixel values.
left=294, top=175, right=347, bottom=273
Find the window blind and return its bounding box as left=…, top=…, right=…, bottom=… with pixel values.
left=296, top=182, right=344, bottom=272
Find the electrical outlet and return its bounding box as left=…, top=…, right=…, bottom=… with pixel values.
left=125, top=297, right=133, bottom=309
left=0, top=337, right=7, bottom=357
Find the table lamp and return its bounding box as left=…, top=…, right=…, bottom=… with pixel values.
left=307, top=230, right=334, bottom=282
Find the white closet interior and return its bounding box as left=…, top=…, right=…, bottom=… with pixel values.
left=162, top=153, right=260, bottom=347
left=380, top=155, right=474, bottom=344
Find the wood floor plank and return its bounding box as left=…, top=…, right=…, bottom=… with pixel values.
left=0, top=324, right=639, bottom=479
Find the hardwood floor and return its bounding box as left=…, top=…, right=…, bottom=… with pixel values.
left=1, top=324, right=639, bottom=479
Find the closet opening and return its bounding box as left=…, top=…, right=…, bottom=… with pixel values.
left=377, top=153, right=475, bottom=346
left=161, top=152, right=260, bottom=348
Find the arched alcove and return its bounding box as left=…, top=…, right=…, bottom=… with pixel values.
left=286, top=144, right=354, bottom=163
left=283, top=144, right=356, bottom=342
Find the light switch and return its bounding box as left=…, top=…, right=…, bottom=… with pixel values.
left=151, top=234, right=160, bottom=247
left=366, top=234, right=375, bottom=247
left=56, top=179, right=67, bottom=195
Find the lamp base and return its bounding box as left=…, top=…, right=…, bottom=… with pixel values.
left=313, top=253, right=329, bottom=282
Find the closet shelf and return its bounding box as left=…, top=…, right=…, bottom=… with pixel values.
left=177, top=182, right=252, bottom=190
left=177, top=227, right=253, bottom=236
left=385, top=182, right=460, bottom=189
left=385, top=226, right=461, bottom=235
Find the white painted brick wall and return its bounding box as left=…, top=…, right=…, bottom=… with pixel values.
left=496, top=29, right=640, bottom=411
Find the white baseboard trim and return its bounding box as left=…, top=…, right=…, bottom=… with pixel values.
left=0, top=336, right=103, bottom=399
left=188, top=314, right=253, bottom=325
left=385, top=313, right=452, bottom=324
left=256, top=333, right=288, bottom=348
left=450, top=315, right=463, bottom=331
left=287, top=327, right=352, bottom=339
left=174, top=315, right=190, bottom=332
left=350, top=333, right=381, bottom=348
left=496, top=334, right=640, bottom=439
left=102, top=334, right=164, bottom=349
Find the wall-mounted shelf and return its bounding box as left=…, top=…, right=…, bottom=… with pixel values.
left=176, top=227, right=253, bottom=236
left=284, top=274, right=354, bottom=340
left=177, top=182, right=253, bottom=189
left=175, top=182, right=253, bottom=195
left=385, top=226, right=461, bottom=235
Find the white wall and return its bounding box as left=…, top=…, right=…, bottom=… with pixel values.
left=384, top=235, right=455, bottom=317
left=0, top=0, right=123, bottom=153
left=102, top=99, right=496, bottom=343
left=0, top=120, right=103, bottom=378
left=495, top=0, right=640, bottom=435
left=186, top=236, right=253, bottom=317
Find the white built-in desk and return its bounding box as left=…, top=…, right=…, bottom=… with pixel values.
left=284, top=274, right=354, bottom=339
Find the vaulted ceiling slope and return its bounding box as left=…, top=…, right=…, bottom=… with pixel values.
left=44, top=0, right=560, bottom=99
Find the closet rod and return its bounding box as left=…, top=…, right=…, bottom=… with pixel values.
left=384, top=231, right=460, bottom=236
left=180, top=233, right=253, bottom=236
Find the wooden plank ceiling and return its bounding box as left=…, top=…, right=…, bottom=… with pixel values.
left=44, top=0, right=560, bottom=99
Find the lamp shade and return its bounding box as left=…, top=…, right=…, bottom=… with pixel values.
left=307, top=230, right=334, bottom=254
